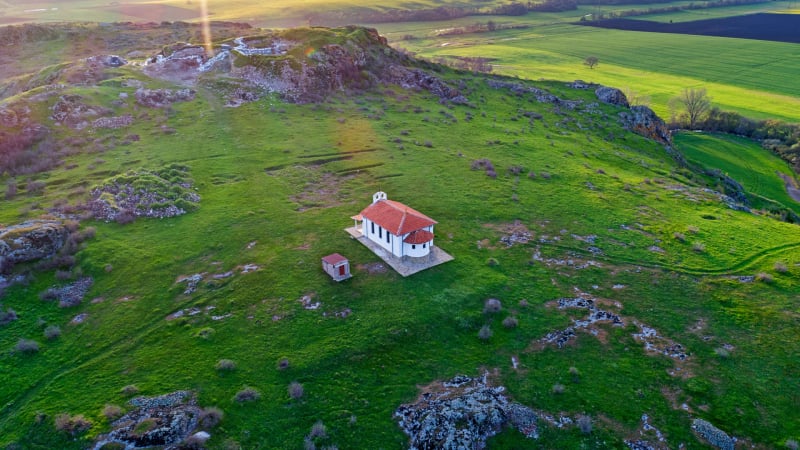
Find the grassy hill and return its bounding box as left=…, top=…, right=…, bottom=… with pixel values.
left=0, top=23, right=798, bottom=449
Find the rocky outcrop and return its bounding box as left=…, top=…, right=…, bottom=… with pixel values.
left=619, top=105, right=672, bottom=145
left=595, top=86, right=629, bottom=108
left=134, top=88, right=195, bottom=108
left=692, top=419, right=735, bottom=450
left=395, top=375, right=538, bottom=449
left=0, top=220, right=68, bottom=268
left=50, top=94, right=111, bottom=129
left=94, top=391, right=202, bottom=449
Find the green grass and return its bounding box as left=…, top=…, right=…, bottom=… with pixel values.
left=1, top=33, right=799, bottom=449
left=675, top=131, right=800, bottom=214
left=398, top=22, right=800, bottom=122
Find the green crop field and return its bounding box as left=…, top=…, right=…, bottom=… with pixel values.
left=393, top=22, right=800, bottom=122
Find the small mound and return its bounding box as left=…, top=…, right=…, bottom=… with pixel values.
left=87, top=164, right=200, bottom=223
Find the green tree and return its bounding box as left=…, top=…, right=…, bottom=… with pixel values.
left=584, top=56, right=599, bottom=69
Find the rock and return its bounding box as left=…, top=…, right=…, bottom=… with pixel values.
left=42, top=277, right=94, bottom=308
left=93, top=391, right=201, bottom=450
left=692, top=418, right=734, bottom=450
left=395, top=375, right=539, bottom=449
left=619, top=105, right=672, bottom=145
left=595, top=86, right=630, bottom=108
left=0, top=220, right=68, bottom=267
left=134, top=88, right=195, bottom=108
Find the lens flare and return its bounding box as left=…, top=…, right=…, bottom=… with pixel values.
left=200, top=0, right=213, bottom=56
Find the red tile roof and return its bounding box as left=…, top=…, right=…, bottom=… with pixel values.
left=403, top=229, right=434, bottom=244
left=360, top=199, right=436, bottom=235
left=322, top=253, right=347, bottom=265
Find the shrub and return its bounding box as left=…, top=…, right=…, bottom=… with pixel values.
left=5, top=179, right=17, bottom=200
left=786, top=439, right=799, bottom=450
left=756, top=272, right=773, bottom=283
left=15, top=338, right=40, bottom=354
left=687, top=225, right=699, bottom=234
left=102, top=404, right=123, bottom=420
left=774, top=261, right=788, bottom=273
left=577, top=415, right=592, bottom=434
left=527, top=171, right=536, bottom=179
left=0, top=308, right=18, bottom=326
left=483, top=298, right=502, bottom=313
left=486, top=257, right=499, bottom=267
left=54, top=413, right=92, bottom=435
left=196, top=327, right=215, bottom=339
left=277, top=358, right=290, bottom=370
left=519, top=299, right=529, bottom=307
left=120, top=385, right=139, bottom=395
left=692, top=241, right=705, bottom=253
left=552, top=383, right=565, bottom=394
left=304, top=437, right=316, bottom=450
left=288, top=381, right=304, bottom=400
left=714, top=347, right=730, bottom=358
left=673, top=232, right=686, bottom=242
left=309, top=420, right=327, bottom=439
left=199, top=406, right=224, bottom=428
left=478, top=325, right=493, bottom=341
left=569, top=366, right=580, bottom=383
left=540, top=171, right=551, bottom=179
left=215, top=359, right=236, bottom=371
left=502, top=316, right=518, bottom=329
left=234, top=387, right=261, bottom=403
left=43, top=325, right=61, bottom=340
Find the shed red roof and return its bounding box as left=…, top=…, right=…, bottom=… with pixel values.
left=321, top=253, right=347, bottom=265
left=360, top=199, right=436, bottom=235
left=403, top=229, right=434, bottom=244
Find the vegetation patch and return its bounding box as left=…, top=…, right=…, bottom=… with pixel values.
left=87, top=164, right=199, bottom=223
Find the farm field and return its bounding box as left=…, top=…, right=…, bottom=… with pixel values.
left=393, top=21, right=800, bottom=122
left=579, top=13, right=800, bottom=43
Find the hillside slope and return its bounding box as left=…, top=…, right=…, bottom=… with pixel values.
left=0, top=23, right=798, bottom=449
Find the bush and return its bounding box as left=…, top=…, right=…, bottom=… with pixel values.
left=552, top=383, right=565, bottom=394
left=309, top=420, right=327, bottom=439
left=483, top=298, right=502, bottom=313
left=54, top=413, right=92, bottom=435
left=502, top=316, right=518, bottom=329
left=569, top=366, right=580, bottom=383
left=215, top=359, right=236, bottom=371
left=486, top=257, right=499, bottom=267
left=687, top=225, right=699, bottom=234
left=120, top=385, right=139, bottom=395
left=288, top=381, right=304, bottom=400
left=15, top=338, right=40, bottom=354
left=43, top=325, right=61, bottom=340
left=540, top=171, right=551, bottom=179
left=234, top=387, right=261, bottom=403
left=673, top=232, right=686, bottom=242
left=102, top=404, right=123, bottom=420
left=692, top=241, right=705, bottom=253
left=774, top=261, right=788, bottom=273
left=0, top=308, right=18, bottom=326
left=756, top=272, right=773, bottom=283
left=577, top=415, right=592, bottom=434
left=786, top=439, right=799, bottom=450
left=199, top=406, right=224, bottom=428
left=277, top=358, right=290, bottom=370
left=478, top=325, right=493, bottom=341
left=714, top=347, right=730, bottom=358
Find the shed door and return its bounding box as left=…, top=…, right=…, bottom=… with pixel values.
left=339, top=265, right=346, bottom=276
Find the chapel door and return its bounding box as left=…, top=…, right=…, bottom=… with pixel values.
left=339, top=265, right=346, bottom=276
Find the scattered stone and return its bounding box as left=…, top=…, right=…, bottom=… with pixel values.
left=395, top=374, right=539, bottom=449
left=94, top=391, right=201, bottom=450
left=42, top=277, right=94, bottom=308
left=241, top=264, right=259, bottom=273
left=211, top=313, right=232, bottom=321
left=692, top=418, right=735, bottom=450
left=632, top=323, right=688, bottom=361
left=71, top=313, right=88, bottom=324
left=180, top=274, right=204, bottom=295
left=135, top=88, right=196, bottom=108
left=92, top=114, right=133, bottom=129
left=299, top=294, right=321, bottom=310
left=212, top=271, right=234, bottom=279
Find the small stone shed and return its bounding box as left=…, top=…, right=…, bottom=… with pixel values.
left=321, top=253, right=351, bottom=281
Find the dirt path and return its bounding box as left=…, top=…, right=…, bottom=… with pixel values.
left=777, top=172, right=800, bottom=203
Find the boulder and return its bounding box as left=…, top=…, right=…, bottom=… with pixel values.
left=595, top=86, right=629, bottom=108
left=0, top=220, right=68, bottom=267
left=619, top=105, right=672, bottom=145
